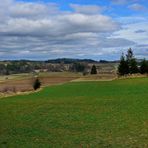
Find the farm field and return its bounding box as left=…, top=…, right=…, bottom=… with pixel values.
left=0, top=72, right=81, bottom=95
left=0, top=77, right=148, bottom=147
left=0, top=71, right=117, bottom=97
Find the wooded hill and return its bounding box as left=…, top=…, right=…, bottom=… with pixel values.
left=0, top=58, right=118, bottom=75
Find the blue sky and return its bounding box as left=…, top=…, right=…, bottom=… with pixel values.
left=0, top=0, right=147, bottom=60
left=22, top=0, right=148, bottom=16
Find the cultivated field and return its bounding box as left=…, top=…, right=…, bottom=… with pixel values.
left=0, top=71, right=117, bottom=97
left=0, top=77, right=148, bottom=147
left=0, top=72, right=81, bottom=97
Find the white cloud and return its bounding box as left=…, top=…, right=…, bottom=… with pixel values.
left=112, top=20, right=148, bottom=44
left=9, top=2, right=59, bottom=18
left=115, top=16, right=147, bottom=24
left=111, top=0, right=128, bottom=5
left=0, top=13, right=120, bottom=38
left=0, top=0, right=147, bottom=60
left=128, top=3, right=147, bottom=11
left=111, top=0, right=139, bottom=5
left=111, top=16, right=148, bottom=58
left=70, top=4, right=105, bottom=14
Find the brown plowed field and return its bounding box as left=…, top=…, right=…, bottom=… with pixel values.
left=0, top=72, right=117, bottom=95
left=0, top=74, right=79, bottom=93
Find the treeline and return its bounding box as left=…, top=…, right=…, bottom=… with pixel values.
left=118, top=48, right=148, bottom=75
left=0, top=60, right=98, bottom=75
left=45, top=58, right=97, bottom=64
left=65, top=63, right=97, bottom=75
left=0, top=61, right=45, bottom=75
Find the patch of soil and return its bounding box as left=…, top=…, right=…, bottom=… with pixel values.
left=0, top=76, right=78, bottom=94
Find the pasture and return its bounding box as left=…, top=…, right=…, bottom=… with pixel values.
left=0, top=77, right=148, bottom=147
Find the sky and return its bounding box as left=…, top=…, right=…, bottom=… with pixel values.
left=0, top=0, right=148, bottom=60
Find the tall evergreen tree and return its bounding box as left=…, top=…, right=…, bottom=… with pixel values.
left=118, top=53, right=129, bottom=75
left=126, top=48, right=138, bottom=74
left=140, top=59, right=148, bottom=74
left=91, top=65, right=97, bottom=74
left=129, top=58, right=139, bottom=74
left=126, top=48, right=133, bottom=62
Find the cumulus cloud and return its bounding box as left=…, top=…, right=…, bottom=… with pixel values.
left=0, top=13, right=120, bottom=37
left=70, top=4, right=105, bottom=14
left=114, top=16, right=148, bottom=58
left=128, top=3, right=147, bottom=11
left=112, top=18, right=148, bottom=44
left=0, top=0, right=146, bottom=60
left=9, top=2, right=59, bottom=18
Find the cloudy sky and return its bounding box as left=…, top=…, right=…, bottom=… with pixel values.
left=0, top=0, right=148, bottom=60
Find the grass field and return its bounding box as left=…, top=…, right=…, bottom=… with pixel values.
left=0, top=77, right=148, bottom=147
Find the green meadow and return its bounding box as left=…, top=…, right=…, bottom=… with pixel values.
left=0, top=77, right=148, bottom=147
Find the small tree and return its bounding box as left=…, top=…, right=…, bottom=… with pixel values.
left=91, top=65, right=97, bottom=74
left=33, top=78, right=41, bottom=90
left=129, top=58, right=139, bottom=74
left=118, top=53, right=129, bottom=75
left=140, top=59, right=148, bottom=74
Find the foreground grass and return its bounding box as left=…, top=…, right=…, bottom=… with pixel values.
left=0, top=78, right=148, bottom=147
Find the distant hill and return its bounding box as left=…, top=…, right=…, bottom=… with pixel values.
left=0, top=58, right=146, bottom=64
left=45, top=58, right=98, bottom=64
left=0, top=59, right=122, bottom=64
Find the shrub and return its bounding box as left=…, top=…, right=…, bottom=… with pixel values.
left=33, top=78, right=41, bottom=90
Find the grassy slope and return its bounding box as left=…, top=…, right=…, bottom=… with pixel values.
left=0, top=78, right=148, bottom=147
